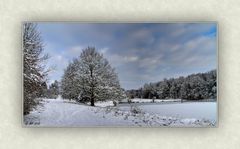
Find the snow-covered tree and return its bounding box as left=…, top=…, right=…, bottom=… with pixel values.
left=77, top=47, right=125, bottom=106
left=169, top=83, right=177, bottom=99
left=156, top=79, right=170, bottom=99
left=23, top=23, right=49, bottom=114
left=61, top=47, right=125, bottom=106
left=61, top=59, right=79, bottom=100
left=142, top=83, right=151, bottom=99
left=48, top=80, right=60, bottom=98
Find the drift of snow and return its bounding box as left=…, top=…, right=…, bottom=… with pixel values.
left=24, top=98, right=216, bottom=127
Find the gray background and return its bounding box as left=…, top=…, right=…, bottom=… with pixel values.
left=0, top=0, right=239, bottom=148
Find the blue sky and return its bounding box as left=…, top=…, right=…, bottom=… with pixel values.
left=37, top=23, right=217, bottom=90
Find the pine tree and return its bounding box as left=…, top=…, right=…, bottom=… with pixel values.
left=23, top=23, right=48, bottom=115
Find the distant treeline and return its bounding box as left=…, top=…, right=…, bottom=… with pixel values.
left=126, top=70, right=217, bottom=100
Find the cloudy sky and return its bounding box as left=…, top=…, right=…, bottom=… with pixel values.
left=37, top=23, right=217, bottom=90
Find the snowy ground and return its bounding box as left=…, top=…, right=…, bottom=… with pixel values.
left=118, top=102, right=216, bottom=121
left=24, top=98, right=217, bottom=127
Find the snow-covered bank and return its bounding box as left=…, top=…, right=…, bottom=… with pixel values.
left=122, top=98, right=182, bottom=103
left=119, top=102, right=217, bottom=121
left=120, top=98, right=216, bottom=103
left=24, top=98, right=216, bottom=127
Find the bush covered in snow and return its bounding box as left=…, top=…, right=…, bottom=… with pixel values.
left=130, top=105, right=143, bottom=114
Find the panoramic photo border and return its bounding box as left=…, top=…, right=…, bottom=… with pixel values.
left=21, top=21, right=219, bottom=128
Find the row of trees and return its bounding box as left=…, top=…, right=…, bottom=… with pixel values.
left=126, top=70, right=217, bottom=100
left=61, top=47, right=126, bottom=106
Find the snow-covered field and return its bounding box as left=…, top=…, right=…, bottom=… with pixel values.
left=24, top=98, right=217, bottom=127
left=119, top=102, right=216, bottom=121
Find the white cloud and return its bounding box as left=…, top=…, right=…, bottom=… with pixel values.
left=68, top=45, right=84, bottom=56
left=99, top=47, right=109, bottom=54
left=185, top=36, right=208, bottom=50
left=102, top=48, right=140, bottom=67
left=123, top=56, right=139, bottom=62
left=138, top=55, right=163, bottom=70
left=170, top=45, right=180, bottom=52
left=105, top=54, right=139, bottom=67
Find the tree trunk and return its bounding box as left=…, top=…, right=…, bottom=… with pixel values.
left=90, top=67, right=95, bottom=106
left=90, top=98, right=95, bottom=106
